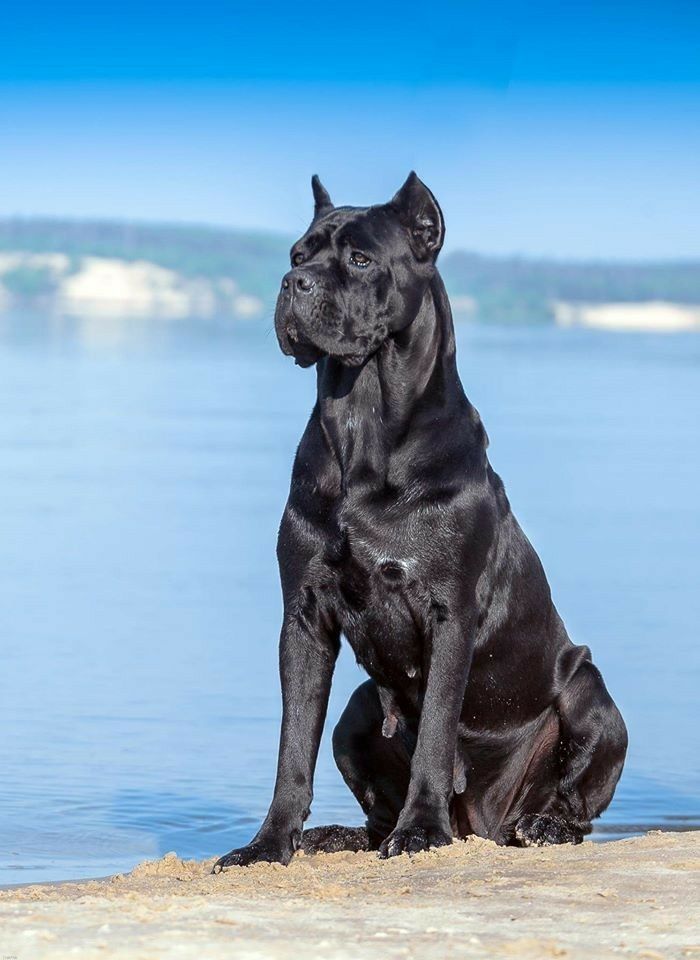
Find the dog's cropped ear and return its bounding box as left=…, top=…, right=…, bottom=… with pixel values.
left=311, top=174, right=334, bottom=219
left=390, top=172, right=445, bottom=260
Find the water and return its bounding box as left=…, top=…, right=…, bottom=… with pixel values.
left=0, top=314, right=698, bottom=885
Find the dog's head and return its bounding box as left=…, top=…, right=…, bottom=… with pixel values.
left=274, top=173, right=445, bottom=368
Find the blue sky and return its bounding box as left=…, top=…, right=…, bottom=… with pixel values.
left=1, top=0, right=699, bottom=257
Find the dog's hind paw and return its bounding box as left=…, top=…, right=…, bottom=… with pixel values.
left=514, top=814, right=586, bottom=847
left=300, top=825, right=370, bottom=854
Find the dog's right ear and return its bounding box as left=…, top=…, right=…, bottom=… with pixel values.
left=311, top=175, right=334, bottom=219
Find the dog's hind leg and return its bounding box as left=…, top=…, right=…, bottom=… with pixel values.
left=515, top=658, right=627, bottom=846
left=299, top=680, right=413, bottom=854
left=300, top=824, right=370, bottom=854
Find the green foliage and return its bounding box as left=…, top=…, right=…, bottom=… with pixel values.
left=2, top=264, right=57, bottom=298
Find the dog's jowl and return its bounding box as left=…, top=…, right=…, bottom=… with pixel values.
left=213, top=174, right=628, bottom=870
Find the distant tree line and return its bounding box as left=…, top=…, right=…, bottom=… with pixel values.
left=0, top=218, right=291, bottom=302
left=1, top=218, right=698, bottom=324
left=440, top=252, right=700, bottom=324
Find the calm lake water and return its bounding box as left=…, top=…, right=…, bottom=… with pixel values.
left=0, top=314, right=698, bottom=885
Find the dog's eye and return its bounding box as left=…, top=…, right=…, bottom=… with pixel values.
left=292, top=252, right=304, bottom=266
left=350, top=251, right=371, bottom=268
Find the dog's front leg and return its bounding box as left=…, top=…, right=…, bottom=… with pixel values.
left=213, top=613, right=339, bottom=871
left=379, top=613, right=473, bottom=858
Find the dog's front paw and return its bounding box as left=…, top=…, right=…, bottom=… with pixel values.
left=212, top=837, right=294, bottom=872
left=378, top=825, right=452, bottom=859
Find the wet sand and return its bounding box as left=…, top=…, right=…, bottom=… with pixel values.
left=1, top=831, right=698, bottom=959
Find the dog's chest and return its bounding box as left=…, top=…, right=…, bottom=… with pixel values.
left=324, top=524, right=430, bottom=685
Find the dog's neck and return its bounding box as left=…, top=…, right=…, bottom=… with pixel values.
left=315, top=272, right=471, bottom=486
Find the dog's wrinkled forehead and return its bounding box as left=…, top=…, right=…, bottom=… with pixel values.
left=293, top=206, right=405, bottom=263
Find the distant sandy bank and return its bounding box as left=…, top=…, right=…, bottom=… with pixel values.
left=1, top=830, right=698, bottom=959
left=553, top=300, right=700, bottom=332
left=0, top=252, right=264, bottom=320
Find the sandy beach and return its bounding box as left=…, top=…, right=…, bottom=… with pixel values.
left=1, top=830, right=698, bottom=960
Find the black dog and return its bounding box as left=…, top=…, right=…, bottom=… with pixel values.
left=213, top=173, right=627, bottom=870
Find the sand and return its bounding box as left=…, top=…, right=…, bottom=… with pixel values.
left=1, top=831, right=698, bottom=960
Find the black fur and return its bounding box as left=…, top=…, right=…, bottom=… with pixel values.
left=212, top=174, right=627, bottom=872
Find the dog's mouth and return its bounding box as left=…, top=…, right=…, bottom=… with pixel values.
left=275, top=314, right=373, bottom=369
left=278, top=319, right=325, bottom=368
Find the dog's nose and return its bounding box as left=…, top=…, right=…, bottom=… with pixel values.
left=282, top=271, right=315, bottom=294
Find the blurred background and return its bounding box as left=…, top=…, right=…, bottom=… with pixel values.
left=0, top=0, right=698, bottom=884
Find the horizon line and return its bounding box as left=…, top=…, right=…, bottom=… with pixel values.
left=1, top=213, right=698, bottom=267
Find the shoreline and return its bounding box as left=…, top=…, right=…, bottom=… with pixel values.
left=1, top=830, right=698, bottom=959
left=4, top=822, right=697, bottom=893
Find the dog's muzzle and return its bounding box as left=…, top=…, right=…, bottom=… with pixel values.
left=275, top=270, right=325, bottom=367
left=274, top=268, right=386, bottom=369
